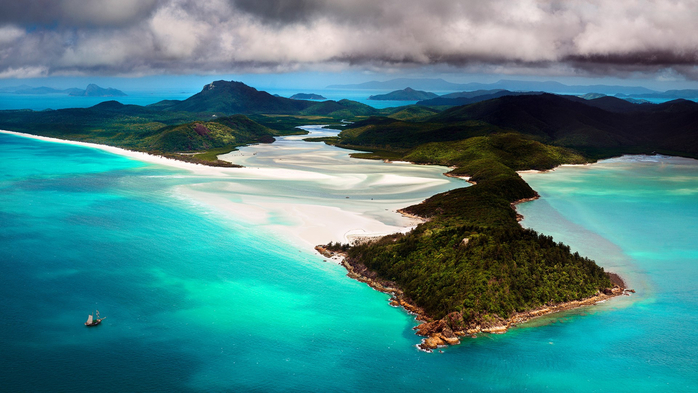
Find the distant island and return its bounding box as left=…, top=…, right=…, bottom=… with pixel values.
left=290, top=93, right=326, bottom=100
left=69, top=84, right=127, bottom=97
left=329, top=77, right=695, bottom=96
left=616, top=89, right=698, bottom=100
left=369, top=87, right=438, bottom=101
left=0, top=83, right=126, bottom=97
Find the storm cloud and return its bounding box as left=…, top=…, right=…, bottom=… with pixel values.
left=1, top=0, right=697, bottom=78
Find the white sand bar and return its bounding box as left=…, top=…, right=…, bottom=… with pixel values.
left=2, top=126, right=468, bottom=249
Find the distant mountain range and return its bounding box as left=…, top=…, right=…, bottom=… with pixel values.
left=5, top=79, right=698, bottom=159
left=327, top=78, right=695, bottom=97
left=0, top=83, right=126, bottom=97
left=416, top=90, right=542, bottom=107
left=328, top=78, right=465, bottom=91
left=340, top=93, right=698, bottom=158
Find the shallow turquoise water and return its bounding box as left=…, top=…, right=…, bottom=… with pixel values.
left=1, top=134, right=697, bottom=392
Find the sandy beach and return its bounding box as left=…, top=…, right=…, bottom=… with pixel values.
left=0, top=130, right=233, bottom=175
left=1, top=128, right=462, bottom=250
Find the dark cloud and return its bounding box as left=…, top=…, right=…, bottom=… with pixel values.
left=0, top=1, right=62, bottom=26
left=0, top=0, right=697, bottom=80
left=568, top=52, right=698, bottom=67
left=231, top=0, right=325, bottom=24
left=230, top=0, right=386, bottom=25
left=0, top=0, right=159, bottom=27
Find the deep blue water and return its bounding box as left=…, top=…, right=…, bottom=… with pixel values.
left=1, top=134, right=697, bottom=392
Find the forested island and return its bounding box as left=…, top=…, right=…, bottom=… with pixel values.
left=4, top=80, right=698, bottom=350
left=369, top=87, right=438, bottom=101
left=290, top=93, right=327, bottom=100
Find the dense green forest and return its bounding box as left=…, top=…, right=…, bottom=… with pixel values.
left=318, top=91, right=698, bottom=330
left=325, top=129, right=613, bottom=329
left=343, top=225, right=609, bottom=321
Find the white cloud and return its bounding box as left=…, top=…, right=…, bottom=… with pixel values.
left=149, top=3, right=205, bottom=59
left=0, top=66, right=48, bottom=78
left=0, top=25, right=24, bottom=45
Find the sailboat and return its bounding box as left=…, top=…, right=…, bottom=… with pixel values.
left=85, top=310, right=106, bottom=327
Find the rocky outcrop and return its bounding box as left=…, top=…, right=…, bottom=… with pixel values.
left=315, top=245, right=334, bottom=258
left=414, top=277, right=629, bottom=351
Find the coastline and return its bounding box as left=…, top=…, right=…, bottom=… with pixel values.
left=2, top=129, right=451, bottom=251
left=511, top=193, right=541, bottom=221
left=317, top=176, right=632, bottom=352
left=317, top=244, right=631, bottom=352
left=443, top=171, right=476, bottom=184
left=0, top=129, right=237, bottom=174
left=7, top=127, right=633, bottom=352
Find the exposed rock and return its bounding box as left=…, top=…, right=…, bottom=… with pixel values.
left=441, top=335, right=461, bottom=345
left=420, top=335, right=447, bottom=350
left=415, top=320, right=445, bottom=336
left=482, top=326, right=508, bottom=334
left=441, top=326, right=456, bottom=338
left=314, top=246, right=334, bottom=258
left=194, top=123, right=210, bottom=136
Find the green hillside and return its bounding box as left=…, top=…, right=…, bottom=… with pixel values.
left=321, top=94, right=688, bottom=334
left=0, top=103, right=278, bottom=166
left=156, top=80, right=314, bottom=114
left=0, top=80, right=394, bottom=165
left=339, top=93, right=698, bottom=158
left=324, top=91, right=698, bottom=335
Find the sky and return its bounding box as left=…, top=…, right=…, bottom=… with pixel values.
left=1, top=0, right=698, bottom=91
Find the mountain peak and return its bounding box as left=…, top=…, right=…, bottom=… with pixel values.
left=165, top=80, right=315, bottom=114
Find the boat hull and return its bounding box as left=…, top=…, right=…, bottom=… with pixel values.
left=85, top=319, right=103, bottom=327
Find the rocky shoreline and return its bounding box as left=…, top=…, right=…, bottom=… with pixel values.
left=315, top=245, right=632, bottom=352
left=314, top=170, right=632, bottom=353
left=511, top=193, right=541, bottom=221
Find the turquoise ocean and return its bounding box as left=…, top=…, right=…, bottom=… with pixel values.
left=1, top=130, right=698, bottom=392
